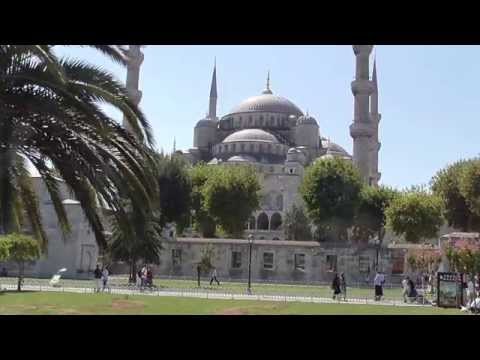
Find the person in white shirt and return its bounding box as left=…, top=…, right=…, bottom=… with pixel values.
left=467, top=278, right=475, bottom=305
left=373, top=271, right=385, bottom=301
left=402, top=276, right=410, bottom=303
left=102, top=267, right=109, bottom=292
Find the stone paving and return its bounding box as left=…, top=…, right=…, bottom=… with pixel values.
left=0, top=283, right=431, bottom=308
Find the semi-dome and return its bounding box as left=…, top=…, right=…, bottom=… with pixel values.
left=227, top=155, right=257, bottom=163
left=320, top=137, right=351, bottom=158
left=226, top=94, right=304, bottom=116
left=222, top=129, right=280, bottom=144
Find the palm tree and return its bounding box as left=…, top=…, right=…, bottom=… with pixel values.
left=109, top=205, right=164, bottom=283
left=0, top=45, right=157, bottom=250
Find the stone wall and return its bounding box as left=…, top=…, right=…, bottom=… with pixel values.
left=128, top=237, right=396, bottom=284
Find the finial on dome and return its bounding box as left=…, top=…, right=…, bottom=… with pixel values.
left=262, top=70, right=273, bottom=94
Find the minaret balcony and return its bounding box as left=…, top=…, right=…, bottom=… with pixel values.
left=351, top=79, right=374, bottom=95
left=350, top=122, right=374, bottom=138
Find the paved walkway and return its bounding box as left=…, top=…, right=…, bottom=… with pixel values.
left=1, top=283, right=431, bottom=308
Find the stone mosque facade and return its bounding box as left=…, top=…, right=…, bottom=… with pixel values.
left=178, top=45, right=381, bottom=240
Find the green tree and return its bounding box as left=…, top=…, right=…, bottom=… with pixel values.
left=190, top=164, right=217, bottom=237
left=352, top=186, right=397, bottom=244
left=1, top=233, right=40, bottom=291
left=0, top=239, right=9, bottom=260
left=284, top=204, right=312, bottom=241
left=300, top=157, right=363, bottom=242
left=198, top=244, right=215, bottom=274
left=202, top=165, right=260, bottom=237
left=155, top=153, right=192, bottom=231
left=386, top=190, right=444, bottom=244
left=458, top=159, right=480, bottom=218
left=431, top=159, right=480, bottom=232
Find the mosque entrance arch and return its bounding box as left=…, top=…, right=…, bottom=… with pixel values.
left=257, top=213, right=269, bottom=230
left=270, top=212, right=282, bottom=230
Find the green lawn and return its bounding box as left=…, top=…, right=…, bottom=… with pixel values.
left=0, top=291, right=463, bottom=315
left=0, top=276, right=408, bottom=300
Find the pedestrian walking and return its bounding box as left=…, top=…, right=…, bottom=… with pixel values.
left=209, top=267, right=220, bottom=286
left=93, top=264, right=102, bottom=293
left=467, top=277, right=475, bottom=305
left=141, top=265, right=147, bottom=288
left=146, top=267, right=153, bottom=287
left=332, top=273, right=341, bottom=300
left=340, top=273, right=347, bottom=301
left=402, top=276, right=410, bottom=303
left=373, top=271, right=384, bottom=301
left=102, top=267, right=109, bottom=292
left=136, top=269, right=142, bottom=288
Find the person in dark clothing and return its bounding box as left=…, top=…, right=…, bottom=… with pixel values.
left=408, top=278, right=417, bottom=301
left=332, top=273, right=341, bottom=300
left=209, top=267, right=220, bottom=286
left=146, top=268, right=153, bottom=287
left=340, top=273, right=347, bottom=301
left=93, top=265, right=102, bottom=293
left=197, top=264, right=201, bottom=287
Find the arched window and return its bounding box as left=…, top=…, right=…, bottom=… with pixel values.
left=249, top=116, right=253, bottom=125
left=240, top=143, right=245, bottom=152
left=270, top=213, right=282, bottom=230
left=232, top=143, right=236, bottom=152
left=249, top=143, right=254, bottom=152
left=257, top=213, right=269, bottom=230
left=275, top=194, right=283, bottom=210
left=249, top=216, right=256, bottom=230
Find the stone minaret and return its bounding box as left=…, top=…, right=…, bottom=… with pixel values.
left=123, top=45, right=144, bottom=134
left=350, top=45, right=375, bottom=184
left=369, top=57, right=381, bottom=186
left=208, top=60, right=217, bottom=120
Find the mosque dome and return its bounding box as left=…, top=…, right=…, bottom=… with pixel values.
left=222, top=129, right=280, bottom=144
left=297, top=114, right=318, bottom=126
left=225, top=94, right=303, bottom=117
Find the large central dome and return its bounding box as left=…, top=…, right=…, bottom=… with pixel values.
left=227, top=94, right=304, bottom=116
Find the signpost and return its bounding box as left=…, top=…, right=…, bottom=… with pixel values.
left=437, top=272, right=463, bottom=308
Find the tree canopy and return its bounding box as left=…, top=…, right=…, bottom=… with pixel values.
left=386, top=189, right=444, bottom=243
left=300, top=157, right=363, bottom=242
left=431, top=158, right=480, bottom=232
left=284, top=204, right=312, bottom=241
left=202, top=165, right=260, bottom=237
left=352, top=186, right=398, bottom=244
left=0, top=45, right=157, bottom=251
left=155, top=153, right=192, bottom=229
left=0, top=233, right=41, bottom=291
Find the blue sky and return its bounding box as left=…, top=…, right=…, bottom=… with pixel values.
left=55, top=45, right=480, bottom=190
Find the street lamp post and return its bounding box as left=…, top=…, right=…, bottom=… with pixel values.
left=247, top=234, right=254, bottom=294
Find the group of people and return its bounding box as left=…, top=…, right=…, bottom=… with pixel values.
left=461, top=275, right=480, bottom=313
left=136, top=265, right=154, bottom=288
left=401, top=276, right=418, bottom=303
left=93, top=265, right=109, bottom=293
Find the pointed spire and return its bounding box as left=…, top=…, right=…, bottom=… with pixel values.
left=372, top=54, right=378, bottom=88
left=209, top=60, right=217, bottom=98
left=173, top=137, right=176, bottom=153
left=208, top=59, right=218, bottom=120
left=262, top=70, right=273, bottom=94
